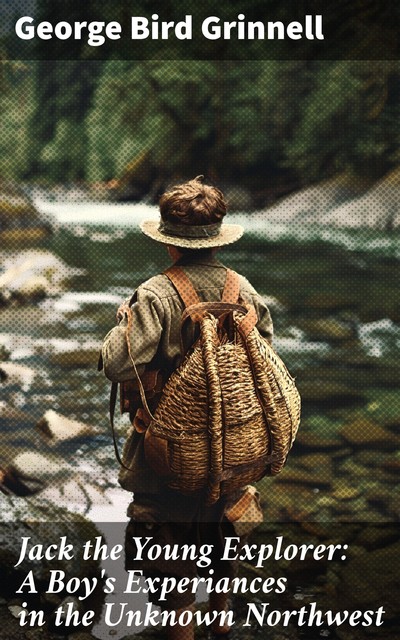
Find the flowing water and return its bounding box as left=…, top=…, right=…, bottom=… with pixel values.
left=2, top=200, right=400, bottom=640
left=1, top=200, right=400, bottom=523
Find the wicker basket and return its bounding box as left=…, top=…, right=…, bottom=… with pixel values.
left=146, top=311, right=301, bottom=504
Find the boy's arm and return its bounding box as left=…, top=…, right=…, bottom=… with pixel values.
left=237, top=275, right=274, bottom=344
left=251, top=293, right=274, bottom=344
left=102, top=286, right=164, bottom=383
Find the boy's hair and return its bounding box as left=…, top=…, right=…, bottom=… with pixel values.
left=159, top=176, right=227, bottom=226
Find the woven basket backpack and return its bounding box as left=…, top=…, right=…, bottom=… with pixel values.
left=125, top=266, right=301, bottom=505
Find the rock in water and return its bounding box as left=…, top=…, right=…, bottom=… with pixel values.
left=339, top=417, right=400, bottom=447
left=1, top=451, right=69, bottom=496
left=0, top=250, right=77, bottom=305
left=36, top=410, right=96, bottom=444
left=337, top=540, right=400, bottom=619
left=264, top=173, right=369, bottom=224
left=0, top=362, right=36, bottom=390
left=323, top=167, right=400, bottom=229
left=0, top=495, right=104, bottom=624
left=0, top=180, right=52, bottom=245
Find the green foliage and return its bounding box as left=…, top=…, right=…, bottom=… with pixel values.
left=0, top=63, right=34, bottom=180
left=286, top=62, right=400, bottom=181
left=86, top=60, right=306, bottom=187
left=40, top=119, right=87, bottom=182
left=3, top=58, right=400, bottom=196
left=26, top=61, right=102, bottom=181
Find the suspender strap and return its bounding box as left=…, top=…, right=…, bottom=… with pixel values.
left=164, top=266, right=240, bottom=308
left=222, top=268, right=240, bottom=303
left=164, top=266, right=200, bottom=308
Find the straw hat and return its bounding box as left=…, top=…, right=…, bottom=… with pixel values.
left=140, top=218, right=244, bottom=249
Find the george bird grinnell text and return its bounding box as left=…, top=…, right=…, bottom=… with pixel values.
left=15, top=14, right=324, bottom=46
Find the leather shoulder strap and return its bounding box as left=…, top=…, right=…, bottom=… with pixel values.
left=222, top=269, right=240, bottom=303
left=164, top=266, right=200, bottom=308
left=165, top=265, right=241, bottom=308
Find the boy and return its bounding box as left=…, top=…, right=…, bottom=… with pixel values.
left=102, top=176, right=273, bottom=639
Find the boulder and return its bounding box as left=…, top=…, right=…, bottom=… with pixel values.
left=0, top=495, right=104, bottom=629
left=264, top=173, right=369, bottom=224
left=0, top=250, right=76, bottom=305
left=323, top=167, right=400, bottom=229
left=2, top=448, right=115, bottom=514
left=1, top=451, right=69, bottom=496
left=0, top=181, right=52, bottom=245
left=337, top=541, right=400, bottom=618
left=0, top=362, right=36, bottom=390
left=263, top=168, right=400, bottom=229
left=339, top=417, right=400, bottom=447
left=36, top=410, right=96, bottom=445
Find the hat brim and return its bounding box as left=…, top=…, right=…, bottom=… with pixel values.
left=140, top=220, right=244, bottom=248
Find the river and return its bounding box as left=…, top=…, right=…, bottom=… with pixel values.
left=1, top=199, right=400, bottom=640
left=1, top=199, right=400, bottom=524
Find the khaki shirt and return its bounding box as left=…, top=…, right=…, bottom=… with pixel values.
left=102, top=255, right=273, bottom=493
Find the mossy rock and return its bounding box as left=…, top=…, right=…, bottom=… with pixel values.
left=298, top=380, right=364, bottom=405
left=0, top=182, right=52, bottom=245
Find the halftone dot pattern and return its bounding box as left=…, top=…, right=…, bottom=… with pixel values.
left=1, top=60, right=399, bottom=524
left=1, top=58, right=400, bottom=639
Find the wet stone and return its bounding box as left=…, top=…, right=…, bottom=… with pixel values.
left=383, top=457, right=400, bottom=473
left=275, top=468, right=332, bottom=488
left=388, top=493, right=400, bottom=518
left=338, top=460, right=369, bottom=477
left=298, top=380, right=364, bottom=405
left=354, top=450, right=387, bottom=466
left=0, top=361, right=36, bottom=389
left=304, top=291, right=357, bottom=311
left=365, top=485, right=393, bottom=505
left=36, top=409, right=96, bottom=444
left=354, top=525, right=399, bottom=551
left=337, top=541, right=400, bottom=618
left=1, top=451, right=70, bottom=496
left=0, top=404, right=30, bottom=423
left=50, top=349, right=100, bottom=368
left=339, top=417, right=400, bottom=447
left=0, top=495, right=103, bottom=595
left=331, top=486, right=361, bottom=501
left=294, top=431, right=343, bottom=450
left=295, top=453, right=333, bottom=473
left=299, top=318, right=356, bottom=342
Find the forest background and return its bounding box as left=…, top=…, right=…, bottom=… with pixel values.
left=2, top=57, right=400, bottom=208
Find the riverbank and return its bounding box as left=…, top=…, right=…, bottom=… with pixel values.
left=1, top=203, right=399, bottom=639
left=1, top=211, right=399, bottom=522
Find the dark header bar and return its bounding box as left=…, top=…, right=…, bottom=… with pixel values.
left=1, top=0, right=399, bottom=59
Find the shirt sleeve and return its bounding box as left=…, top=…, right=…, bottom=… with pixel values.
left=102, top=285, right=164, bottom=383
left=250, top=292, right=274, bottom=344
left=237, top=274, right=274, bottom=344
